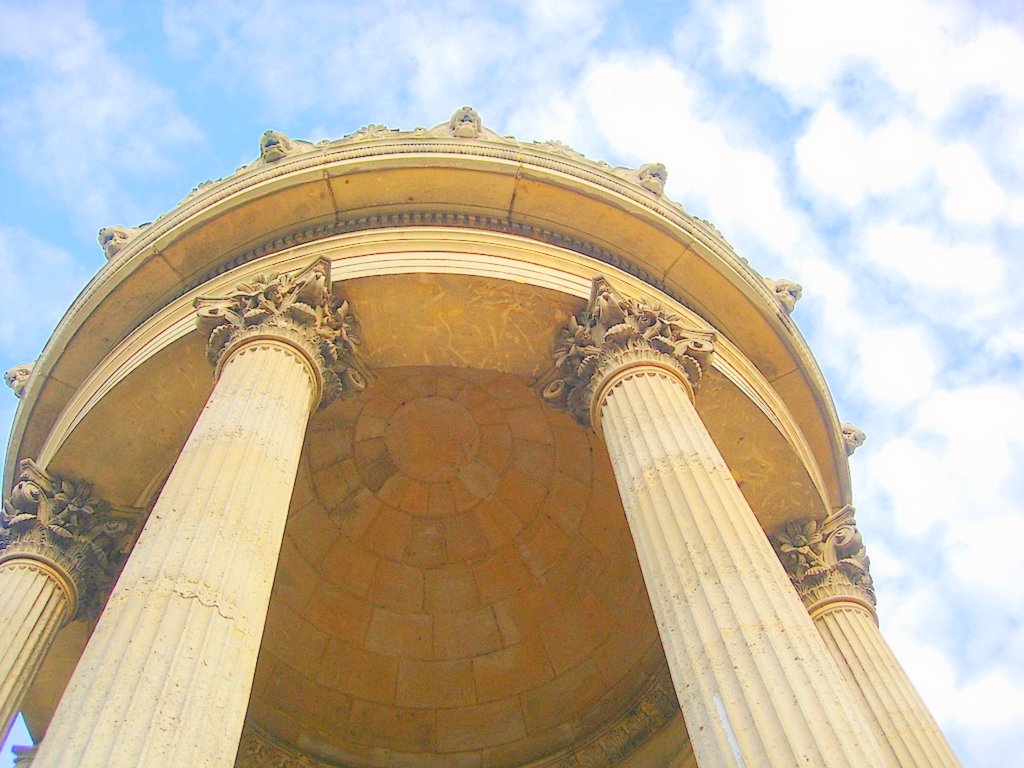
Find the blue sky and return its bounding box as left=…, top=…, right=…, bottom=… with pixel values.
left=1, top=1, right=1022, bottom=765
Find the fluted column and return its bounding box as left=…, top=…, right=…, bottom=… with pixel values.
left=772, top=509, right=961, bottom=766
left=542, top=278, right=886, bottom=767
left=0, top=460, right=128, bottom=743
left=33, top=259, right=365, bottom=768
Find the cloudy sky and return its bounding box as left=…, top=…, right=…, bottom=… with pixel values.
left=1, top=0, right=1022, bottom=765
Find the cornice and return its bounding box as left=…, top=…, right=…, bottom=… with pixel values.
left=7, top=109, right=849, bottom=502
left=31, top=227, right=829, bottom=515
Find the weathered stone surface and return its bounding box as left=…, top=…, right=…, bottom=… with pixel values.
left=842, top=422, right=867, bottom=456
left=765, top=277, right=803, bottom=314
left=772, top=510, right=962, bottom=767
left=2, top=459, right=130, bottom=616
left=771, top=506, right=876, bottom=612
left=542, top=277, right=714, bottom=426
left=196, top=258, right=365, bottom=407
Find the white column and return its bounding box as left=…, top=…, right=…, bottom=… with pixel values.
left=33, top=259, right=363, bottom=768
left=0, top=460, right=126, bottom=744
left=543, top=278, right=887, bottom=767
left=0, top=559, right=72, bottom=743
left=773, top=510, right=962, bottom=766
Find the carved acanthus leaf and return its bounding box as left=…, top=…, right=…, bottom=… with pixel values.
left=1, top=459, right=134, bottom=617
left=770, top=506, right=876, bottom=611
left=765, top=278, right=803, bottom=314
left=542, top=278, right=714, bottom=426
left=4, top=363, right=33, bottom=399
left=195, top=258, right=365, bottom=407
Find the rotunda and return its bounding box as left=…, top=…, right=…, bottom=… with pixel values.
left=0, top=108, right=959, bottom=767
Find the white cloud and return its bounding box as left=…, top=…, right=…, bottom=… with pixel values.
left=0, top=1, right=199, bottom=227
left=936, top=142, right=1011, bottom=225
left=860, top=222, right=1006, bottom=303
left=710, top=0, right=1024, bottom=119
left=162, top=0, right=611, bottom=130
left=855, top=324, right=940, bottom=407
left=795, top=105, right=933, bottom=209
left=0, top=226, right=94, bottom=353
left=865, top=384, right=1024, bottom=538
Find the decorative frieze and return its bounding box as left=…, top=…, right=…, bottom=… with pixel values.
left=4, top=363, right=33, bottom=399
left=195, top=258, right=365, bottom=407
left=1, top=459, right=131, bottom=617
left=770, top=506, right=876, bottom=615
left=541, top=277, right=714, bottom=426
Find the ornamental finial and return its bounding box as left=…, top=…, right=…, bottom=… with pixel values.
left=98, top=225, right=146, bottom=260
left=447, top=106, right=482, bottom=138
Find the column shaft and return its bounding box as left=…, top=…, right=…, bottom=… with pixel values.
left=598, top=367, right=885, bottom=767
left=0, top=560, right=72, bottom=742
left=815, top=604, right=961, bottom=766
left=33, top=340, right=315, bottom=768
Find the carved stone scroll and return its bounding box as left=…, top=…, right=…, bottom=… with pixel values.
left=770, top=506, right=876, bottom=615
left=195, top=258, right=366, bottom=408
left=1, top=459, right=132, bottom=617
left=541, top=277, right=714, bottom=426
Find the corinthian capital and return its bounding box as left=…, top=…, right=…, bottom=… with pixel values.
left=541, top=277, right=714, bottom=426
left=195, top=258, right=366, bottom=408
left=1, top=459, right=134, bottom=618
left=770, top=506, right=876, bottom=616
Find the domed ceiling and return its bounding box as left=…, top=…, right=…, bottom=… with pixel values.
left=244, top=366, right=685, bottom=767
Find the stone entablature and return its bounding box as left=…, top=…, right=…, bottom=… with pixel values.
left=9, top=107, right=852, bottom=516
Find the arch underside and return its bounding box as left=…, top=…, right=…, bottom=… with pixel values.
left=23, top=262, right=820, bottom=768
